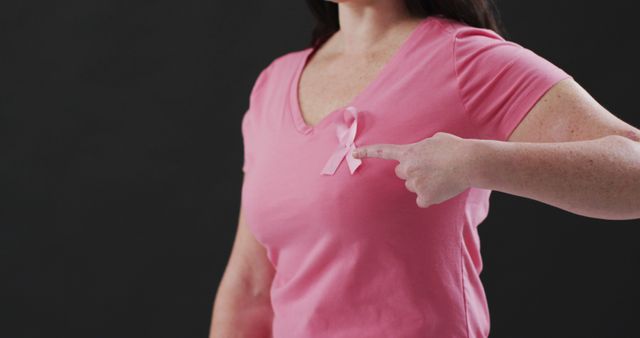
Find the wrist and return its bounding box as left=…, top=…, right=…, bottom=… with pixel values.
left=463, top=138, right=498, bottom=190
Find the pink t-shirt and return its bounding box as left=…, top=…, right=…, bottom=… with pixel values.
left=240, top=15, right=571, bottom=338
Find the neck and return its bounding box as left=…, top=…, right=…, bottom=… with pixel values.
left=333, top=1, right=419, bottom=55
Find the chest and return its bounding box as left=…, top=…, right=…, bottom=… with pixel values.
left=241, top=46, right=476, bottom=250
left=297, top=49, right=397, bottom=127
left=246, top=78, right=469, bottom=234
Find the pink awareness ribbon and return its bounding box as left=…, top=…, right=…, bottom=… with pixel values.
left=320, top=106, right=362, bottom=175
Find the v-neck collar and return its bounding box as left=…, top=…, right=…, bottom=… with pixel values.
left=288, top=16, right=433, bottom=136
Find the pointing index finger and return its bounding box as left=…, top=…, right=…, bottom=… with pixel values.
left=352, top=143, right=404, bottom=161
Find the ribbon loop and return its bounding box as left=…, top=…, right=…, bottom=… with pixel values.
left=320, top=106, right=363, bottom=175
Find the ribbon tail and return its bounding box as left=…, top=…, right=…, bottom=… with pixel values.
left=320, top=146, right=350, bottom=175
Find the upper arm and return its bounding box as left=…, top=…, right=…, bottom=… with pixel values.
left=507, top=77, right=640, bottom=143
left=220, top=203, right=275, bottom=299
left=453, top=26, right=640, bottom=144
left=453, top=25, right=574, bottom=142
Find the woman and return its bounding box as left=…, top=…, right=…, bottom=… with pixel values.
left=211, top=0, right=640, bottom=337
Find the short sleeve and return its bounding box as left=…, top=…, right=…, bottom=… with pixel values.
left=454, top=27, right=573, bottom=141
left=241, top=62, right=272, bottom=173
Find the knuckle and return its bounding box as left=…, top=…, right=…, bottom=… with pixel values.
left=405, top=162, right=419, bottom=176
left=413, top=176, right=426, bottom=191
left=416, top=195, right=429, bottom=208
left=418, top=188, right=432, bottom=202
left=404, top=179, right=415, bottom=192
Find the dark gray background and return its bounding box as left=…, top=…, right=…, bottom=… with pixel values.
left=1, top=1, right=639, bottom=337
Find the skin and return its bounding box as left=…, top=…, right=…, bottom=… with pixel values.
left=351, top=76, right=640, bottom=220
left=297, top=1, right=423, bottom=125
left=209, top=204, right=275, bottom=338
left=210, top=3, right=426, bottom=336
left=210, top=0, right=640, bottom=336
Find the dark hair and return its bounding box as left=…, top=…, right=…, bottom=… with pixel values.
left=305, top=0, right=505, bottom=49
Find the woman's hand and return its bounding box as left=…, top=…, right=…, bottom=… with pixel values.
left=351, top=132, right=477, bottom=208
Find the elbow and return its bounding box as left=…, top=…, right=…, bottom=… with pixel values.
left=621, top=129, right=640, bottom=143
left=604, top=134, right=640, bottom=158
left=592, top=135, right=640, bottom=220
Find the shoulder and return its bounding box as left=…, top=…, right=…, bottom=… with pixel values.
left=442, top=18, right=523, bottom=57
left=256, top=48, right=309, bottom=82
left=408, top=15, right=522, bottom=67
left=430, top=17, right=529, bottom=73
left=426, top=15, right=510, bottom=44
left=248, top=47, right=310, bottom=101
left=272, top=48, right=310, bottom=68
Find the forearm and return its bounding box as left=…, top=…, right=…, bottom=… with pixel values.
left=467, top=134, right=640, bottom=220
left=209, top=280, right=273, bottom=338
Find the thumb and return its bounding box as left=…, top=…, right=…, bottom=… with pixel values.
left=351, top=143, right=405, bottom=161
